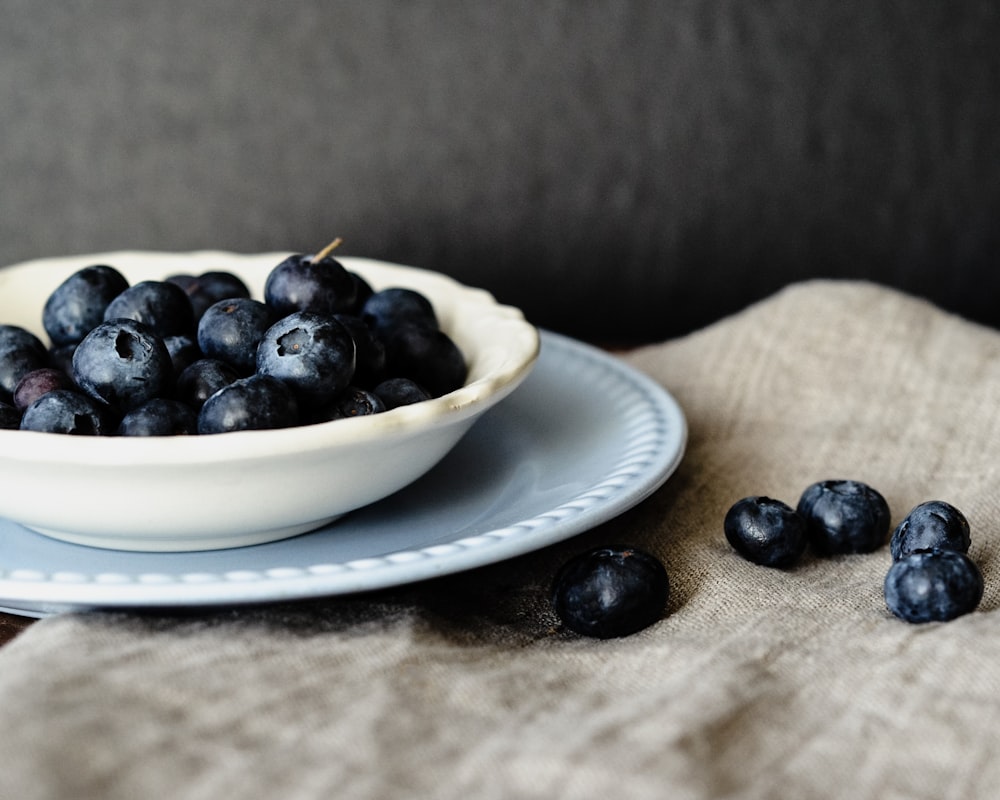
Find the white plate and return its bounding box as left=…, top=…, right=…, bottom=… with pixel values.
left=0, top=331, right=686, bottom=617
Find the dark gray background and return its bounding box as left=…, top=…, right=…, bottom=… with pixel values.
left=2, top=1, right=998, bottom=342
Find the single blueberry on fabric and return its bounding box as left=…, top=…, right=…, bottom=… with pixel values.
left=551, top=546, right=669, bottom=639
left=796, top=479, right=890, bottom=555
left=884, top=549, right=983, bottom=623
left=724, top=496, right=808, bottom=568
left=890, top=500, right=971, bottom=561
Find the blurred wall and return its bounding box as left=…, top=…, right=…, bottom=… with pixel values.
left=2, top=1, right=998, bottom=342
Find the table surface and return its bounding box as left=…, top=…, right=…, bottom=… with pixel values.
left=1, top=612, right=32, bottom=644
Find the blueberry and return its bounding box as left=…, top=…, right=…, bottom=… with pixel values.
left=255, top=312, right=356, bottom=405
left=12, top=367, right=74, bottom=411
left=118, top=398, right=198, bottom=436
left=333, top=313, right=386, bottom=388
left=42, top=264, right=130, bottom=346
left=175, top=358, right=241, bottom=410
left=103, top=280, right=196, bottom=338
left=884, top=549, right=983, bottom=623
left=383, top=323, right=467, bottom=397
left=890, top=500, right=971, bottom=561
left=311, top=386, right=386, bottom=423
left=361, top=287, right=438, bottom=337
left=0, top=338, right=51, bottom=402
left=20, top=389, right=114, bottom=435
left=72, top=319, right=174, bottom=412
left=168, top=271, right=251, bottom=320
left=551, top=546, right=669, bottom=638
left=373, top=377, right=431, bottom=409
left=348, top=272, right=375, bottom=315
left=796, top=479, right=890, bottom=555
left=197, top=374, right=299, bottom=434
left=0, top=401, right=21, bottom=429
left=163, top=334, right=202, bottom=378
left=724, top=496, right=808, bottom=568
left=197, top=297, right=275, bottom=375
left=263, top=251, right=357, bottom=318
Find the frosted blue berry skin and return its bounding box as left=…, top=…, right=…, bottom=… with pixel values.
left=118, top=398, right=198, bottom=436
left=255, top=312, right=356, bottom=406
left=103, top=280, right=195, bottom=339
left=797, top=479, right=890, bottom=555
left=0, top=325, right=51, bottom=402
left=884, top=549, right=983, bottom=623
left=890, top=501, right=971, bottom=561
left=43, top=264, right=130, bottom=346
left=263, top=253, right=357, bottom=317
left=20, top=389, right=113, bottom=435
left=197, top=297, right=275, bottom=375
left=71, top=319, right=173, bottom=413
left=361, top=288, right=438, bottom=336
left=551, top=546, right=669, bottom=639
left=197, top=374, right=299, bottom=434
left=175, top=359, right=241, bottom=410
left=724, top=496, right=808, bottom=568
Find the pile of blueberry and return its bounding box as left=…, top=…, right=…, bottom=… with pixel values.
left=724, top=480, right=984, bottom=624
left=0, top=242, right=467, bottom=435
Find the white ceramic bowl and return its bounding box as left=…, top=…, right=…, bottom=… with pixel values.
left=0, top=251, right=540, bottom=552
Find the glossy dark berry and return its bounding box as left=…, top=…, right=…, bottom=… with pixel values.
left=197, top=374, right=299, bottom=434
left=0, top=331, right=51, bottom=402
left=383, top=323, right=467, bottom=397
left=312, top=386, right=386, bottom=423
left=884, top=549, right=983, bottom=623
left=118, top=398, right=198, bottom=436
left=263, top=253, right=357, bottom=317
left=12, top=368, right=74, bottom=411
left=551, top=546, right=669, bottom=639
left=797, top=479, right=890, bottom=555
left=175, top=358, right=241, bottom=410
left=361, top=287, right=438, bottom=337
left=42, top=264, right=130, bottom=346
left=20, top=389, right=113, bottom=435
left=724, top=496, right=808, bottom=568
left=255, top=312, right=356, bottom=405
left=197, top=297, right=275, bottom=375
left=373, top=377, right=432, bottom=409
left=163, top=334, right=202, bottom=378
left=168, top=271, right=251, bottom=320
left=890, top=501, right=971, bottom=561
left=333, top=313, right=386, bottom=388
left=0, top=401, right=21, bottom=429
left=103, top=280, right=195, bottom=338
left=72, top=319, right=173, bottom=412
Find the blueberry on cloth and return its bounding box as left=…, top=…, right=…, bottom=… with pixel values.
left=796, top=479, right=890, bottom=555
left=71, top=319, right=173, bottom=413
left=884, top=549, right=983, bottom=623
left=724, top=496, right=808, bottom=568
left=551, top=546, right=669, bottom=639
left=890, top=500, right=971, bottom=561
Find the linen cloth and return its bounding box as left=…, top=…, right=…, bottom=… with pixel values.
left=2, top=280, right=999, bottom=799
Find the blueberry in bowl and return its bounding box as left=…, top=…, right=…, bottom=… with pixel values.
left=0, top=250, right=540, bottom=551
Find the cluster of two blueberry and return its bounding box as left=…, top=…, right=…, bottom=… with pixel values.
left=724, top=481, right=983, bottom=624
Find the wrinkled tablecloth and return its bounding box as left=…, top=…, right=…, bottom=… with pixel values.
left=2, top=280, right=999, bottom=800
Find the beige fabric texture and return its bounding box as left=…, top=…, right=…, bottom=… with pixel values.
left=2, top=280, right=999, bottom=800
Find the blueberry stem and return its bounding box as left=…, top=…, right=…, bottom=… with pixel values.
left=312, top=237, right=343, bottom=262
